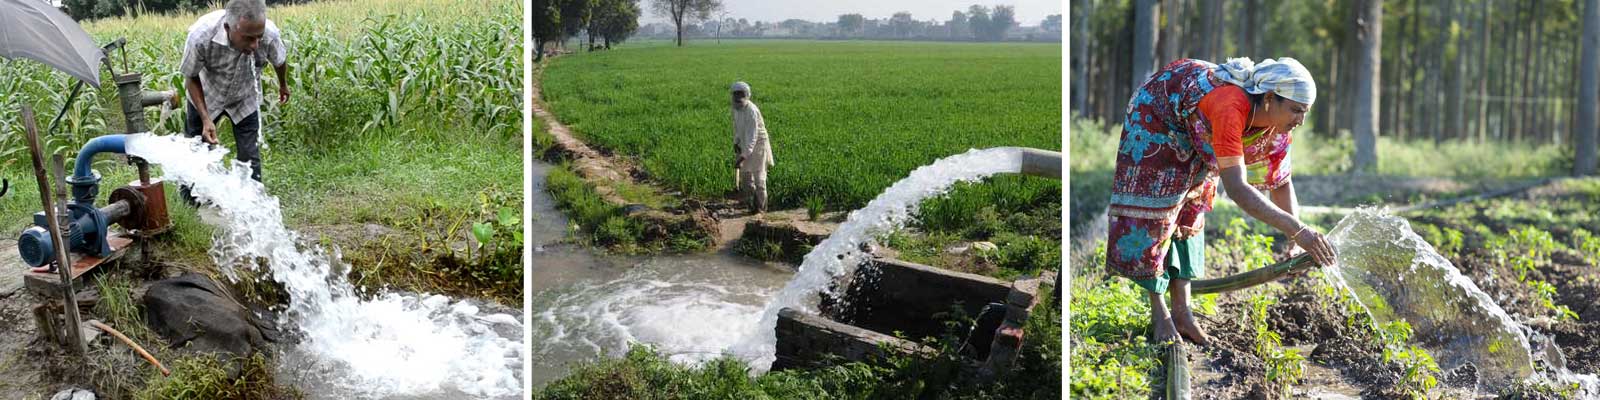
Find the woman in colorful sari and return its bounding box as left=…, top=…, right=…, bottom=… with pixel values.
left=1106, top=58, right=1338, bottom=345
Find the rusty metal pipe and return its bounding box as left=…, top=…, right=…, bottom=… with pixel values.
left=114, top=72, right=175, bottom=134
left=100, top=199, right=132, bottom=223
left=139, top=90, right=176, bottom=109
left=135, top=160, right=151, bottom=186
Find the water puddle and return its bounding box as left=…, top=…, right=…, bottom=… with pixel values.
left=124, top=134, right=523, bottom=399
left=1291, top=348, right=1364, bottom=400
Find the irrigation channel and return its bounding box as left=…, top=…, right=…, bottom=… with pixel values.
left=530, top=147, right=1033, bottom=386
left=123, top=134, right=523, bottom=399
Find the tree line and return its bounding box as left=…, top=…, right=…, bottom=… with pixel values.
left=638, top=9, right=1061, bottom=42
left=826, top=6, right=1055, bottom=41
left=532, top=0, right=643, bottom=61
left=1071, top=0, right=1600, bottom=175
left=534, top=0, right=1062, bottom=55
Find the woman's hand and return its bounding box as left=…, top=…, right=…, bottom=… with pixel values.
left=1280, top=243, right=1305, bottom=260
left=1292, top=225, right=1336, bottom=267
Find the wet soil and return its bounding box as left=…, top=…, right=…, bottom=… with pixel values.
left=1183, top=278, right=1406, bottom=399
left=1406, top=186, right=1600, bottom=376
left=1179, top=184, right=1600, bottom=399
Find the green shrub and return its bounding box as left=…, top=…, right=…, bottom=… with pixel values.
left=805, top=195, right=825, bottom=221
left=1573, top=229, right=1600, bottom=266
left=1069, top=243, right=1159, bottom=399
left=1377, top=321, right=1441, bottom=399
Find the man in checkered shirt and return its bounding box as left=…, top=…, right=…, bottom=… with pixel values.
left=180, top=0, right=288, bottom=186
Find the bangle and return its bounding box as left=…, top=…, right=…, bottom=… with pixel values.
left=1290, top=224, right=1308, bottom=239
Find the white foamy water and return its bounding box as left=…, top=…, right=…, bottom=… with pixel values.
left=123, top=134, right=523, bottom=399
left=530, top=254, right=788, bottom=384
left=1326, top=209, right=1598, bottom=396
left=731, top=147, right=1026, bottom=369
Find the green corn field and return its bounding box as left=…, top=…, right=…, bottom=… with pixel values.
left=0, top=0, right=522, bottom=231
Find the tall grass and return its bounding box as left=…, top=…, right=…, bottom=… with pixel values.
left=1068, top=118, right=1116, bottom=232
left=893, top=174, right=1062, bottom=279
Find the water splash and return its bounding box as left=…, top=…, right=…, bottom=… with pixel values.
left=1325, top=209, right=1597, bottom=395
left=732, top=147, right=1026, bottom=370
left=123, top=134, right=522, bottom=399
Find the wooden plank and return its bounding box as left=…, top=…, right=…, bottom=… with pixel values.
left=22, top=235, right=134, bottom=296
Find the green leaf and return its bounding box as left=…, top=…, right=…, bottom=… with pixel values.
left=471, top=222, right=495, bottom=245
left=498, top=207, right=518, bottom=227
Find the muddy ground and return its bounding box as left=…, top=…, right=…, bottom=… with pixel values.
left=1169, top=255, right=1406, bottom=399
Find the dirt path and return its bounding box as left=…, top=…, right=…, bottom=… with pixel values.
left=0, top=240, right=47, bottom=399
left=530, top=66, right=635, bottom=196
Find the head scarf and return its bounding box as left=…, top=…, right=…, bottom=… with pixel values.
left=1213, top=57, right=1316, bottom=105
left=731, top=81, right=751, bottom=97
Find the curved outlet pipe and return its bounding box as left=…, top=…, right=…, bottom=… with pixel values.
left=73, top=134, right=128, bottom=180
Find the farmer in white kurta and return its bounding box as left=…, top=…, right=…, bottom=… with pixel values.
left=731, top=81, right=772, bottom=213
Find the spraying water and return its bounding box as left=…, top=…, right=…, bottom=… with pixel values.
left=1325, top=209, right=1598, bottom=395
left=731, top=147, right=1026, bottom=369
left=123, top=134, right=523, bottom=399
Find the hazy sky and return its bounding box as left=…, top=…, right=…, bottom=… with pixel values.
left=641, top=0, right=1063, bottom=27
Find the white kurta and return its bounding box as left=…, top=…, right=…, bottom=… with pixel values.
left=733, top=101, right=772, bottom=209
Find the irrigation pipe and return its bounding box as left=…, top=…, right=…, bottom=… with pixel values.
left=1192, top=254, right=1316, bottom=295
left=1167, top=341, right=1190, bottom=399
left=87, top=320, right=170, bottom=376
